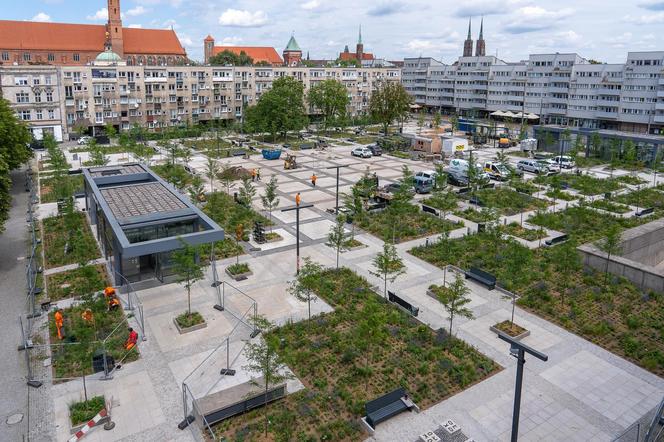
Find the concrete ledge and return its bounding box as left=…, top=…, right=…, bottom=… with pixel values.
left=225, top=268, right=253, bottom=281
left=490, top=324, right=530, bottom=341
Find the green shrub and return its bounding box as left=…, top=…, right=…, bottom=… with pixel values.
left=69, top=395, right=105, bottom=426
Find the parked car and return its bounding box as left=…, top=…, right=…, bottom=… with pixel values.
left=183, top=165, right=197, bottom=175
left=367, top=145, right=382, bottom=156
left=483, top=161, right=515, bottom=181
left=77, top=136, right=92, bottom=145
left=548, top=155, right=574, bottom=169
left=351, top=147, right=373, bottom=158
left=517, top=159, right=554, bottom=175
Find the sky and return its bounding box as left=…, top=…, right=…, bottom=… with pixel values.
left=7, top=0, right=664, bottom=63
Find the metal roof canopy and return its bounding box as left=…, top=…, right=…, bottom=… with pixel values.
left=83, top=163, right=224, bottom=258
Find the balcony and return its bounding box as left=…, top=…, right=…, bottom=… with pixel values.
left=144, top=77, right=168, bottom=83
left=656, top=102, right=664, bottom=110
left=654, top=115, right=664, bottom=123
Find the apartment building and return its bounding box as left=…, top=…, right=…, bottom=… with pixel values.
left=0, top=62, right=400, bottom=140
left=403, top=51, right=664, bottom=135
left=0, top=65, right=65, bottom=141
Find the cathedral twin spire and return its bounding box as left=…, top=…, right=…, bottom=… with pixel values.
left=463, top=17, right=485, bottom=57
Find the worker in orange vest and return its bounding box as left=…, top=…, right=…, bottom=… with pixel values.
left=251, top=168, right=257, bottom=182
left=124, top=327, right=139, bottom=350
left=295, top=192, right=301, bottom=206
left=103, top=286, right=116, bottom=298
left=108, top=295, right=120, bottom=311
left=54, top=309, right=64, bottom=340
left=310, top=173, right=317, bottom=187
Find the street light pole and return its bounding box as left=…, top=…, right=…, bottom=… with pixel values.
left=325, top=164, right=352, bottom=214
left=497, top=332, right=549, bottom=442
left=281, top=202, right=314, bottom=275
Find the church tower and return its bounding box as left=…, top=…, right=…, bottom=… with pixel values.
left=356, top=25, right=364, bottom=62
left=475, top=17, right=486, bottom=57
left=107, top=0, right=124, bottom=56
left=463, top=18, right=473, bottom=57
left=204, top=35, right=215, bottom=64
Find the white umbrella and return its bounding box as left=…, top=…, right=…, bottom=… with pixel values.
left=490, top=110, right=506, bottom=117
left=526, top=113, right=540, bottom=120
left=513, top=112, right=524, bottom=119
left=503, top=111, right=516, bottom=118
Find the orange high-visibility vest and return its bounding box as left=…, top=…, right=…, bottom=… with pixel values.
left=295, top=194, right=301, bottom=206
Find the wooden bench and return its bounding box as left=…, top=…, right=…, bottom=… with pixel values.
left=364, top=388, right=413, bottom=430
left=544, top=234, right=568, bottom=246
left=388, top=291, right=419, bottom=316
left=464, top=267, right=496, bottom=290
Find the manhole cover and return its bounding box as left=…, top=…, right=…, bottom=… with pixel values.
left=6, top=413, right=23, bottom=425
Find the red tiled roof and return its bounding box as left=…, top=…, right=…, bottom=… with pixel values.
left=212, top=46, right=283, bottom=65
left=339, top=51, right=374, bottom=61
left=0, top=20, right=186, bottom=56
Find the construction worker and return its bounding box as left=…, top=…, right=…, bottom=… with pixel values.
left=54, top=309, right=64, bottom=340
left=295, top=192, right=301, bottom=206
left=256, top=168, right=262, bottom=181
left=108, top=295, right=120, bottom=311
left=103, top=286, right=116, bottom=298
left=124, top=327, right=138, bottom=351
left=311, top=173, right=317, bottom=187
left=251, top=168, right=257, bottom=182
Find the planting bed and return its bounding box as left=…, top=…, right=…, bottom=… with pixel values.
left=501, top=222, right=547, bottom=241
left=212, top=268, right=499, bottom=441
left=534, top=174, right=622, bottom=196
left=615, top=188, right=664, bottom=212
left=42, top=213, right=100, bottom=269
left=589, top=199, right=631, bottom=214
left=46, top=264, right=110, bottom=301
left=462, top=188, right=549, bottom=216
left=40, top=175, right=84, bottom=204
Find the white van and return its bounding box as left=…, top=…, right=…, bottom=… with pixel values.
left=548, top=156, right=574, bottom=169
left=445, top=159, right=490, bottom=186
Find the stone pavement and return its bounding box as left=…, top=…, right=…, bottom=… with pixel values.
left=41, top=142, right=664, bottom=441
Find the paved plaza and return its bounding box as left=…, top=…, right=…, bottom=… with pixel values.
left=38, top=141, right=664, bottom=441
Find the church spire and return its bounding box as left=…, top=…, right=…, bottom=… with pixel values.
left=358, top=24, right=362, bottom=44
left=467, top=17, right=472, bottom=39
left=475, top=16, right=486, bottom=57
left=463, top=17, right=474, bottom=57
left=479, top=16, right=483, bottom=39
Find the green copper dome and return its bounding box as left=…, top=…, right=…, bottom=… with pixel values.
left=95, top=49, right=123, bottom=63
left=285, top=35, right=301, bottom=52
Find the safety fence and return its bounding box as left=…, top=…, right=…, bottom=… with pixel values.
left=113, top=271, right=146, bottom=340
left=25, top=169, right=43, bottom=319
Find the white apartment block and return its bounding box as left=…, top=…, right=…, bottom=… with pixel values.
left=0, top=66, right=65, bottom=141
left=403, top=51, right=664, bottom=135
left=0, top=64, right=400, bottom=140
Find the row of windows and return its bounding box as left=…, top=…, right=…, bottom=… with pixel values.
left=14, top=91, right=54, bottom=103
left=17, top=109, right=56, bottom=120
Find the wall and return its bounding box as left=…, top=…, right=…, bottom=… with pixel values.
left=619, top=218, right=664, bottom=267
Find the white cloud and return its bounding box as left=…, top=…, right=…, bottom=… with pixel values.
left=31, top=12, right=51, bottom=22
left=127, top=24, right=143, bottom=28
left=301, top=0, right=320, bottom=10
left=219, top=36, right=243, bottom=46
left=218, top=9, right=268, bottom=27
left=404, top=39, right=457, bottom=53
left=126, top=6, right=148, bottom=17
left=162, top=19, right=179, bottom=29
left=504, top=6, right=574, bottom=33
left=86, top=8, right=108, bottom=21
left=623, top=12, right=664, bottom=24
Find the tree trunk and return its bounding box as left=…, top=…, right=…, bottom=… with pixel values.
left=308, top=297, right=311, bottom=320
left=336, top=247, right=340, bottom=269
left=187, top=285, right=191, bottom=315
left=384, top=275, right=388, bottom=299
left=510, top=295, right=516, bottom=326
left=449, top=312, right=454, bottom=336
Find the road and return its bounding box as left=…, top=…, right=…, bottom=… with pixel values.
left=0, top=167, right=30, bottom=441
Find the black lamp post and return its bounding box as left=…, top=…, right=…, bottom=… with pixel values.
left=497, top=331, right=549, bottom=442
left=325, top=164, right=353, bottom=214
left=282, top=202, right=314, bottom=274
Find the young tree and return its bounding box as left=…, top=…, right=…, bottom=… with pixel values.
left=599, top=225, right=622, bottom=284
left=369, top=80, right=412, bottom=135
left=204, top=157, right=219, bottom=192
left=370, top=242, right=406, bottom=298
left=426, top=191, right=457, bottom=219
left=218, top=162, right=236, bottom=195
left=188, top=175, right=205, bottom=204
left=172, top=240, right=205, bottom=316
left=260, top=176, right=280, bottom=232
left=449, top=114, right=458, bottom=134
left=307, top=79, right=349, bottom=135
left=104, top=123, right=117, bottom=141
left=326, top=215, right=350, bottom=269
left=342, top=187, right=364, bottom=237
left=591, top=132, right=602, bottom=159
left=623, top=140, right=637, bottom=167
left=417, top=113, right=425, bottom=134
left=432, top=112, right=442, bottom=131
left=437, top=272, right=474, bottom=335
left=495, top=150, right=510, bottom=168
left=502, top=244, right=531, bottom=326
left=88, top=139, right=109, bottom=166
left=238, top=177, right=256, bottom=207
left=544, top=131, right=555, bottom=150
left=434, top=163, right=448, bottom=190
left=288, top=258, right=323, bottom=320
left=549, top=241, right=580, bottom=306
left=242, top=320, right=294, bottom=437
left=209, top=49, right=254, bottom=66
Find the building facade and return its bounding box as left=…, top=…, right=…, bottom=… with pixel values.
left=403, top=51, right=664, bottom=135
left=0, top=64, right=401, bottom=139
left=0, top=65, right=65, bottom=141
left=0, top=0, right=186, bottom=67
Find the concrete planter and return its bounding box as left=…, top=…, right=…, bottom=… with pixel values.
left=341, top=242, right=367, bottom=253
left=489, top=324, right=530, bottom=341
left=173, top=317, right=207, bottom=335
left=265, top=233, right=283, bottom=243
left=225, top=267, right=253, bottom=281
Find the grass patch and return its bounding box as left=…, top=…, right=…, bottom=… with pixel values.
left=615, top=188, right=664, bottom=211
left=265, top=232, right=282, bottom=242
left=212, top=268, right=499, bottom=441
left=357, top=203, right=460, bottom=243
left=69, top=396, right=105, bottom=426
left=175, top=311, right=205, bottom=328
left=615, top=175, right=647, bottom=186
left=589, top=199, right=632, bottom=214
left=545, top=188, right=577, bottom=201
left=39, top=175, right=84, bottom=204
left=501, top=222, right=547, bottom=241
left=204, top=191, right=270, bottom=232
left=42, top=213, right=100, bottom=269
left=226, top=262, right=250, bottom=275
left=48, top=296, right=139, bottom=379
left=70, top=145, right=130, bottom=155
left=46, top=265, right=109, bottom=302
left=151, top=163, right=193, bottom=189
left=534, top=174, right=623, bottom=196
left=463, top=188, right=549, bottom=216
left=454, top=208, right=497, bottom=224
